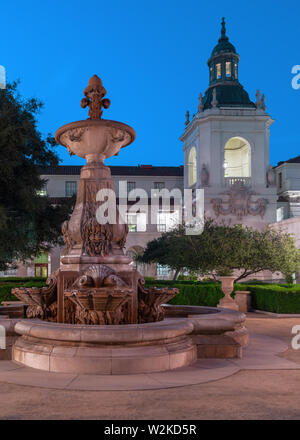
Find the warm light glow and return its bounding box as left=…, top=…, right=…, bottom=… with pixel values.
left=224, top=137, right=251, bottom=178
left=226, top=62, right=231, bottom=78
left=188, top=147, right=197, bottom=186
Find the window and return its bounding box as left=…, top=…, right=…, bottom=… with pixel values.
left=216, top=63, right=221, bottom=79
left=36, top=188, right=47, bottom=197
left=0, top=268, right=17, bottom=277
left=188, top=147, right=197, bottom=186
left=126, top=212, right=147, bottom=232
left=226, top=62, right=231, bottom=78
left=126, top=213, right=137, bottom=232
left=34, top=252, right=48, bottom=278
left=157, top=211, right=180, bottom=233
left=127, top=181, right=136, bottom=193
left=279, top=172, right=282, bottom=189
left=209, top=67, right=213, bottom=82
left=224, top=137, right=251, bottom=180
left=154, top=182, right=165, bottom=190
left=234, top=63, right=238, bottom=79
left=157, top=264, right=169, bottom=278
left=0, top=65, right=6, bottom=89
left=157, top=212, right=167, bottom=232
left=65, top=181, right=77, bottom=197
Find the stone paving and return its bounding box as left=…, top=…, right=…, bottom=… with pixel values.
left=0, top=313, right=299, bottom=419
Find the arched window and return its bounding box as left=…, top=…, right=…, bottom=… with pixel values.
left=0, top=66, right=6, bottom=89
left=224, top=137, right=251, bottom=185
left=188, top=147, right=197, bottom=186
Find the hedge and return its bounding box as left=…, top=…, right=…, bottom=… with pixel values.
left=0, top=281, right=46, bottom=304
left=145, top=280, right=300, bottom=313
left=145, top=282, right=224, bottom=307
left=237, top=284, right=300, bottom=314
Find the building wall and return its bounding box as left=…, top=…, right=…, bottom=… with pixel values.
left=181, top=107, right=277, bottom=229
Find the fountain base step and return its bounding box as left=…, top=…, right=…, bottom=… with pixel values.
left=12, top=307, right=248, bottom=375
left=12, top=318, right=197, bottom=375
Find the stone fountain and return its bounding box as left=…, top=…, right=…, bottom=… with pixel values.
left=13, top=75, right=178, bottom=327
left=10, top=76, right=248, bottom=375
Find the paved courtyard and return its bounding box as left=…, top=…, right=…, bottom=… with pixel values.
left=0, top=314, right=299, bottom=420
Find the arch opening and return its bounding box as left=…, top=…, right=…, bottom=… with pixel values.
left=188, top=147, right=197, bottom=186
left=224, top=137, right=251, bottom=185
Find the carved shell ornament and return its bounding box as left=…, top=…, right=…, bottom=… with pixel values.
left=73, top=265, right=128, bottom=289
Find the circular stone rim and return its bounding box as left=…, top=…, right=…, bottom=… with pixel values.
left=14, top=318, right=195, bottom=344
left=55, top=119, right=136, bottom=149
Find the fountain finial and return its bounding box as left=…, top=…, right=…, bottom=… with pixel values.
left=80, top=75, right=111, bottom=119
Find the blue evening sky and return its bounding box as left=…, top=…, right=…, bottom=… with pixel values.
left=1, top=0, right=299, bottom=167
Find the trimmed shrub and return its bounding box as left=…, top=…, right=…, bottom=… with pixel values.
left=0, top=280, right=46, bottom=304
left=237, top=284, right=300, bottom=314
left=0, top=284, right=18, bottom=303
left=0, top=277, right=46, bottom=285
left=169, top=284, right=223, bottom=307
left=145, top=280, right=300, bottom=313
left=145, top=282, right=223, bottom=307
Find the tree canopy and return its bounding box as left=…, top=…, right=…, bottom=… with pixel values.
left=137, top=219, right=300, bottom=281
left=0, top=82, right=74, bottom=270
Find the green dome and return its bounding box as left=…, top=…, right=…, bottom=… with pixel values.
left=211, top=40, right=236, bottom=56
left=203, top=84, right=256, bottom=109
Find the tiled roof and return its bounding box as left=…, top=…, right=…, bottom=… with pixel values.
left=40, top=165, right=184, bottom=177
left=277, top=155, right=300, bottom=166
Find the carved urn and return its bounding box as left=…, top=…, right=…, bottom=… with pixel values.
left=217, top=276, right=239, bottom=311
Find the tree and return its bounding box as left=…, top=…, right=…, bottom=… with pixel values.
left=135, top=225, right=191, bottom=280
left=137, top=219, right=300, bottom=282
left=0, top=82, right=74, bottom=270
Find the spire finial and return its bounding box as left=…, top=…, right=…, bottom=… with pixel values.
left=185, top=110, right=190, bottom=126
left=221, top=17, right=226, bottom=36
left=219, top=17, right=228, bottom=42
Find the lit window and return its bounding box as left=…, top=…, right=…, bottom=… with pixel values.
left=126, top=212, right=147, bottom=232
left=226, top=62, right=231, bottom=78
left=0, top=65, right=6, bottom=89
left=157, top=264, right=169, bottom=278
left=127, top=181, right=136, bottom=193
left=157, top=211, right=180, bottom=233
left=127, top=213, right=137, bottom=232
left=36, top=189, right=47, bottom=197
left=188, top=147, right=197, bottom=186
left=216, top=63, right=221, bottom=79
left=234, top=63, right=238, bottom=79
left=65, top=181, right=77, bottom=197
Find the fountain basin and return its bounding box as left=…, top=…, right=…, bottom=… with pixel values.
left=55, top=119, right=136, bottom=163
left=12, top=306, right=248, bottom=374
